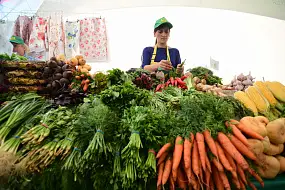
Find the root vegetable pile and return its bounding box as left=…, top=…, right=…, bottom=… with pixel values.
left=230, top=72, right=255, bottom=91
left=156, top=119, right=265, bottom=190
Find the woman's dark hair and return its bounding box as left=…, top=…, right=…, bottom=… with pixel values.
left=154, top=23, right=171, bottom=33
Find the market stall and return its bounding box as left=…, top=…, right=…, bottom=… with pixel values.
left=0, top=54, right=285, bottom=189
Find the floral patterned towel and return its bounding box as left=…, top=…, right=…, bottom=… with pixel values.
left=13, top=16, right=33, bottom=45
left=79, top=18, right=107, bottom=61
left=65, top=21, right=80, bottom=58
left=28, top=17, right=47, bottom=61
left=47, top=13, right=65, bottom=59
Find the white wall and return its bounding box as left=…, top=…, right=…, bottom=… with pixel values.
left=81, top=7, right=285, bottom=84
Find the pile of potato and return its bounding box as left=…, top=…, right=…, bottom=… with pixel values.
left=244, top=116, right=285, bottom=179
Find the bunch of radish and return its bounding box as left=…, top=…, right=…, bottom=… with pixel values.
left=229, top=72, right=255, bottom=91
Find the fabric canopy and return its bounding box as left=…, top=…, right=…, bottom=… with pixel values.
left=37, top=0, right=285, bottom=20
left=0, top=0, right=44, bottom=21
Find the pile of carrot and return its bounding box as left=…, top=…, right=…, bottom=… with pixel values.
left=156, top=119, right=265, bottom=190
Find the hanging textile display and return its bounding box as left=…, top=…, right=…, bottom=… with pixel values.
left=47, top=13, right=65, bottom=59
left=28, top=17, right=48, bottom=61
left=13, top=16, right=33, bottom=45
left=93, top=18, right=108, bottom=61
left=64, top=21, right=80, bottom=59
left=79, top=18, right=107, bottom=61
left=0, top=21, right=14, bottom=54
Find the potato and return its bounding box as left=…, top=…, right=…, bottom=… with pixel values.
left=81, top=68, right=89, bottom=73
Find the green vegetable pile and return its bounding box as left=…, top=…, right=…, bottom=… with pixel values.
left=0, top=53, right=28, bottom=61
left=0, top=69, right=253, bottom=190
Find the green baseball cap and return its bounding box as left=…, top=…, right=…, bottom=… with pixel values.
left=9, top=35, right=24, bottom=45
left=154, top=17, right=173, bottom=30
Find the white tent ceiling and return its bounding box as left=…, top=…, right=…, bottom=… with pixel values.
left=0, top=0, right=44, bottom=20
left=36, top=0, right=285, bottom=20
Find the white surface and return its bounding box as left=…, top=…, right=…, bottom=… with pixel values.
left=0, top=0, right=44, bottom=21
left=81, top=7, right=284, bottom=84
left=37, top=0, right=285, bottom=20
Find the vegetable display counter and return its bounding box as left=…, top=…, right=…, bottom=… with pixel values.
left=248, top=174, right=285, bottom=190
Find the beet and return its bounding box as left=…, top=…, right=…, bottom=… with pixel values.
left=48, top=60, right=58, bottom=68
left=63, top=71, right=73, bottom=79
left=53, top=73, right=62, bottom=80
left=62, top=64, right=71, bottom=71
left=60, top=78, right=70, bottom=85
left=44, top=67, right=52, bottom=74
left=52, top=80, right=61, bottom=89
left=55, top=66, right=62, bottom=73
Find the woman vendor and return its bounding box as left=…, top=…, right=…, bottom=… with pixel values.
left=9, top=35, right=37, bottom=61
left=141, top=17, right=184, bottom=74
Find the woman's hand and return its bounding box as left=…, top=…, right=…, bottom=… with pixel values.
left=176, top=63, right=184, bottom=74
left=158, top=60, right=172, bottom=71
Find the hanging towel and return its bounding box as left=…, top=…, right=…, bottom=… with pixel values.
left=79, top=18, right=107, bottom=61
left=13, top=16, right=33, bottom=45
left=65, top=21, right=80, bottom=59
left=47, top=13, right=65, bottom=59
left=0, top=21, right=14, bottom=54
left=28, top=17, right=48, bottom=61
left=93, top=18, right=108, bottom=61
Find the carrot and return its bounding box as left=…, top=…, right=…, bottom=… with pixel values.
left=196, top=132, right=206, bottom=172
left=157, top=162, right=165, bottom=187
left=189, top=167, right=197, bottom=188
left=219, top=171, right=230, bottom=189
left=192, top=140, right=200, bottom=178
left=232, top=178, right=240, bottom=189
left=212, top=158, right=224, bottom=172
left=157, top=152, right=168, bottom=165
left=192, top=140, right=203, bottom=188
left=83, top=83, right=89, bottom=92
left=209, top=176, right=214, bottom=190
left=239, top=179, right=246, bottom=190
left=205, top=168, right=211, bottom=189
left=185, top=133, right=194, bottom=181
left=205, top=152, right=212, bottom=172
left=184, top=138, right=191, bottom=169
left=172, top=136, right=184, bottom=181
left=203, top=130, right=218, bottom=158
left=248, top=168, right=264, bottom=188
left=177, top=166, right=187, bottom=190
left=198, top=158, right=203, bottom=185
left=226, top=121, right=249, bottom=147
left=156, top=143, right=171, bottom=158
left=223, top=150, right=238, bottom=179
left=212, top=164, right=224, bottom=190
left=169, top=173, right=175, bottom=190
left=229, top=134, right=257, bottom=161
left=81, top=80, right=86, bottom=86
left=224, top=150, right=236, bottom=171
left=236, top=121, right=264, bottom=140
left=217, top=132, right=249, bottom=170
left=248, top=181, right=257, bottom=190
left=215, top=142, right=233, bottom=171
left=237, top=164, right=247, bottom=185
left=162, top=158, right=172, bottom=185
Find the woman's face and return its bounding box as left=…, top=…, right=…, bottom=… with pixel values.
left=154, top=27, right=170, bottom=45
left=12, top=44, right=25, bottom=56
